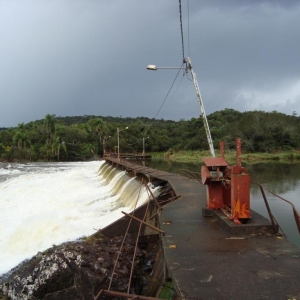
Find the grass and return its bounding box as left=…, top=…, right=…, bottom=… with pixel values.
left=150, top=150, right=300, bottom=164
left=82, top=233, right=104, bottom=244
left=158, top=281, right=176, bottom=299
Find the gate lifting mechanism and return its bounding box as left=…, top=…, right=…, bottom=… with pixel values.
left=201, top=138, right=251, bottom=224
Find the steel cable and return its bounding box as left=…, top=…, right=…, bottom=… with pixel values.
left=179, top=0, right=185, bottom=60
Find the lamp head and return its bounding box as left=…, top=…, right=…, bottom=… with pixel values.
left=147, top=65, right=157, bottom=70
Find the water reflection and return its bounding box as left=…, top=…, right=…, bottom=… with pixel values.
left=247, top=162, right=300, bottom=248
left=246, top=163, right=300, bottom=196
left=138, top=159, right=300, bottom=248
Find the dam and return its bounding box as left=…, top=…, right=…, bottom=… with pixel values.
left=0, top=159, right=299, bottom=299
left=99, top=157, right=300, bottom=300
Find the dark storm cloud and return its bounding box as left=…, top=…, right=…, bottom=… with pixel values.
left=0, top=0, right=299, bottom=127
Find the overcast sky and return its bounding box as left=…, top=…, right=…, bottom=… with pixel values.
left=1, top=0, right=300, bottom=127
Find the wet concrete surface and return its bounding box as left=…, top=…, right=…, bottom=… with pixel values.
left=160, top=176, right=300, bottom=300
left=105, top=158, right=300, bottom=300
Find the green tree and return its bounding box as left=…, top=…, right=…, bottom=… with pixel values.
left=52, top=136, right=67, bottom=161
left=44, top=114, right=56, bottom=144
left=13, top=131, right=29, bottom=150
left=88, top=118, right=107, bottom=143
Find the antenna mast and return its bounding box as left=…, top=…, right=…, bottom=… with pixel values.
left=185, top=57, right=215, bottom=157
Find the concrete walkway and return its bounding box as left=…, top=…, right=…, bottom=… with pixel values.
left=160, top=175, right=300, bottom=300
left=104, top=158, right=300, bottom=299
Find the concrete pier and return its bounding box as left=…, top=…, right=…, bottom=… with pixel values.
left=104, top=158, right=300, bottom=300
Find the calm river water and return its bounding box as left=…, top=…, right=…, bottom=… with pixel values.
left=140, top=159, right=300, bottom=248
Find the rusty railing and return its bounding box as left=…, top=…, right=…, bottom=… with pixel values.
left=251, top=181, right=300, bottom=236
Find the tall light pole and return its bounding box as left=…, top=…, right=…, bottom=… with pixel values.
left=147, top=57, right=215, bottom=157
left=103, top=135, right=111, bottom=157
left=117, top=127, right=128, bottom=161
left=142, top=137, right=149, bottom=155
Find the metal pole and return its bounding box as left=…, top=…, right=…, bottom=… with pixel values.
left=258, top=185, right=278, bottom=234
left=103, top=136, right=111, bottom=157
left=142, top=137, right=145, bottom=155
left=103, top=138, right=106, bottom=156
left=186, top=57, right=215, bottom=157
left=121, top=211, right=165, bottom=235
left=236, top=138, right=242, bottom=167
left=117, top=128, right=120, bottom=161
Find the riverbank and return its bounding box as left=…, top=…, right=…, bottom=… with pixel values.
left=2, top=150, right=300, bottom=165
left=151, top=150, right=300, bottom=164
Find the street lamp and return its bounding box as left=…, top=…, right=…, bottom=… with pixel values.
left=103, top=136, right=111, bottom=157
left=147, top=57, right=215, bottom=157
left=142, top=137, right=149, bottom=155
left=117, top=127, right=128, bottom=161
left=147, top=65, right=186, bottom=70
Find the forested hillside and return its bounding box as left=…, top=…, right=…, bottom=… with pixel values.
left=0, top=109, right=299, bottom=161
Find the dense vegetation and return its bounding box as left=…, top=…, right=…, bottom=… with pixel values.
left=0, top=109, right=299, bottom=162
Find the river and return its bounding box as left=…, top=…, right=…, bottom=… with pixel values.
left=0, top=161, right=160, bottom=276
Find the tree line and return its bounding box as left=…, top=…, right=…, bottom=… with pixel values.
left=0, top=109, right=299, bottom=161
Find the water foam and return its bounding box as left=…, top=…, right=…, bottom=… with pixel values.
left=0, top=161, right=158, bottom=275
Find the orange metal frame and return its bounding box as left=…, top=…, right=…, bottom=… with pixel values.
left=202, top=139, right=251, bottom=223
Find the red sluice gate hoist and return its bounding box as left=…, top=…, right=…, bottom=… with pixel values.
left=201, top=139, right=251, bottom=224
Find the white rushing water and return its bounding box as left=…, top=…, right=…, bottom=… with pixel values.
left=0, top=161, right=158, bottom=275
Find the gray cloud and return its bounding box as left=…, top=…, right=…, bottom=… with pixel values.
left=0, top=0, right=300, bottom=127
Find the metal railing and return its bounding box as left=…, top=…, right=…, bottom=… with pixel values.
left=251, top=181, right=300, bottom=236
left=94, top=179, right=162, bottom=300
left=177, top=169, right=202, bottom=183
left=104, top=152, right=152, bottom=160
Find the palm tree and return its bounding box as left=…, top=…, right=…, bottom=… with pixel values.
left=13, top=131, right=29, bottom=149
left=52, top=136, right=67, bottom=161
left=44, top=114, right=56, bottom=144
left=88, top=118, right=107, bottom=143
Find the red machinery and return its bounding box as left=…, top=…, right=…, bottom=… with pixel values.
left=201, top=138, right=250, bottom=224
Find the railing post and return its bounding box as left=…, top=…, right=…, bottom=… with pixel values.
left=259, top=185, right=278, bottom=234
